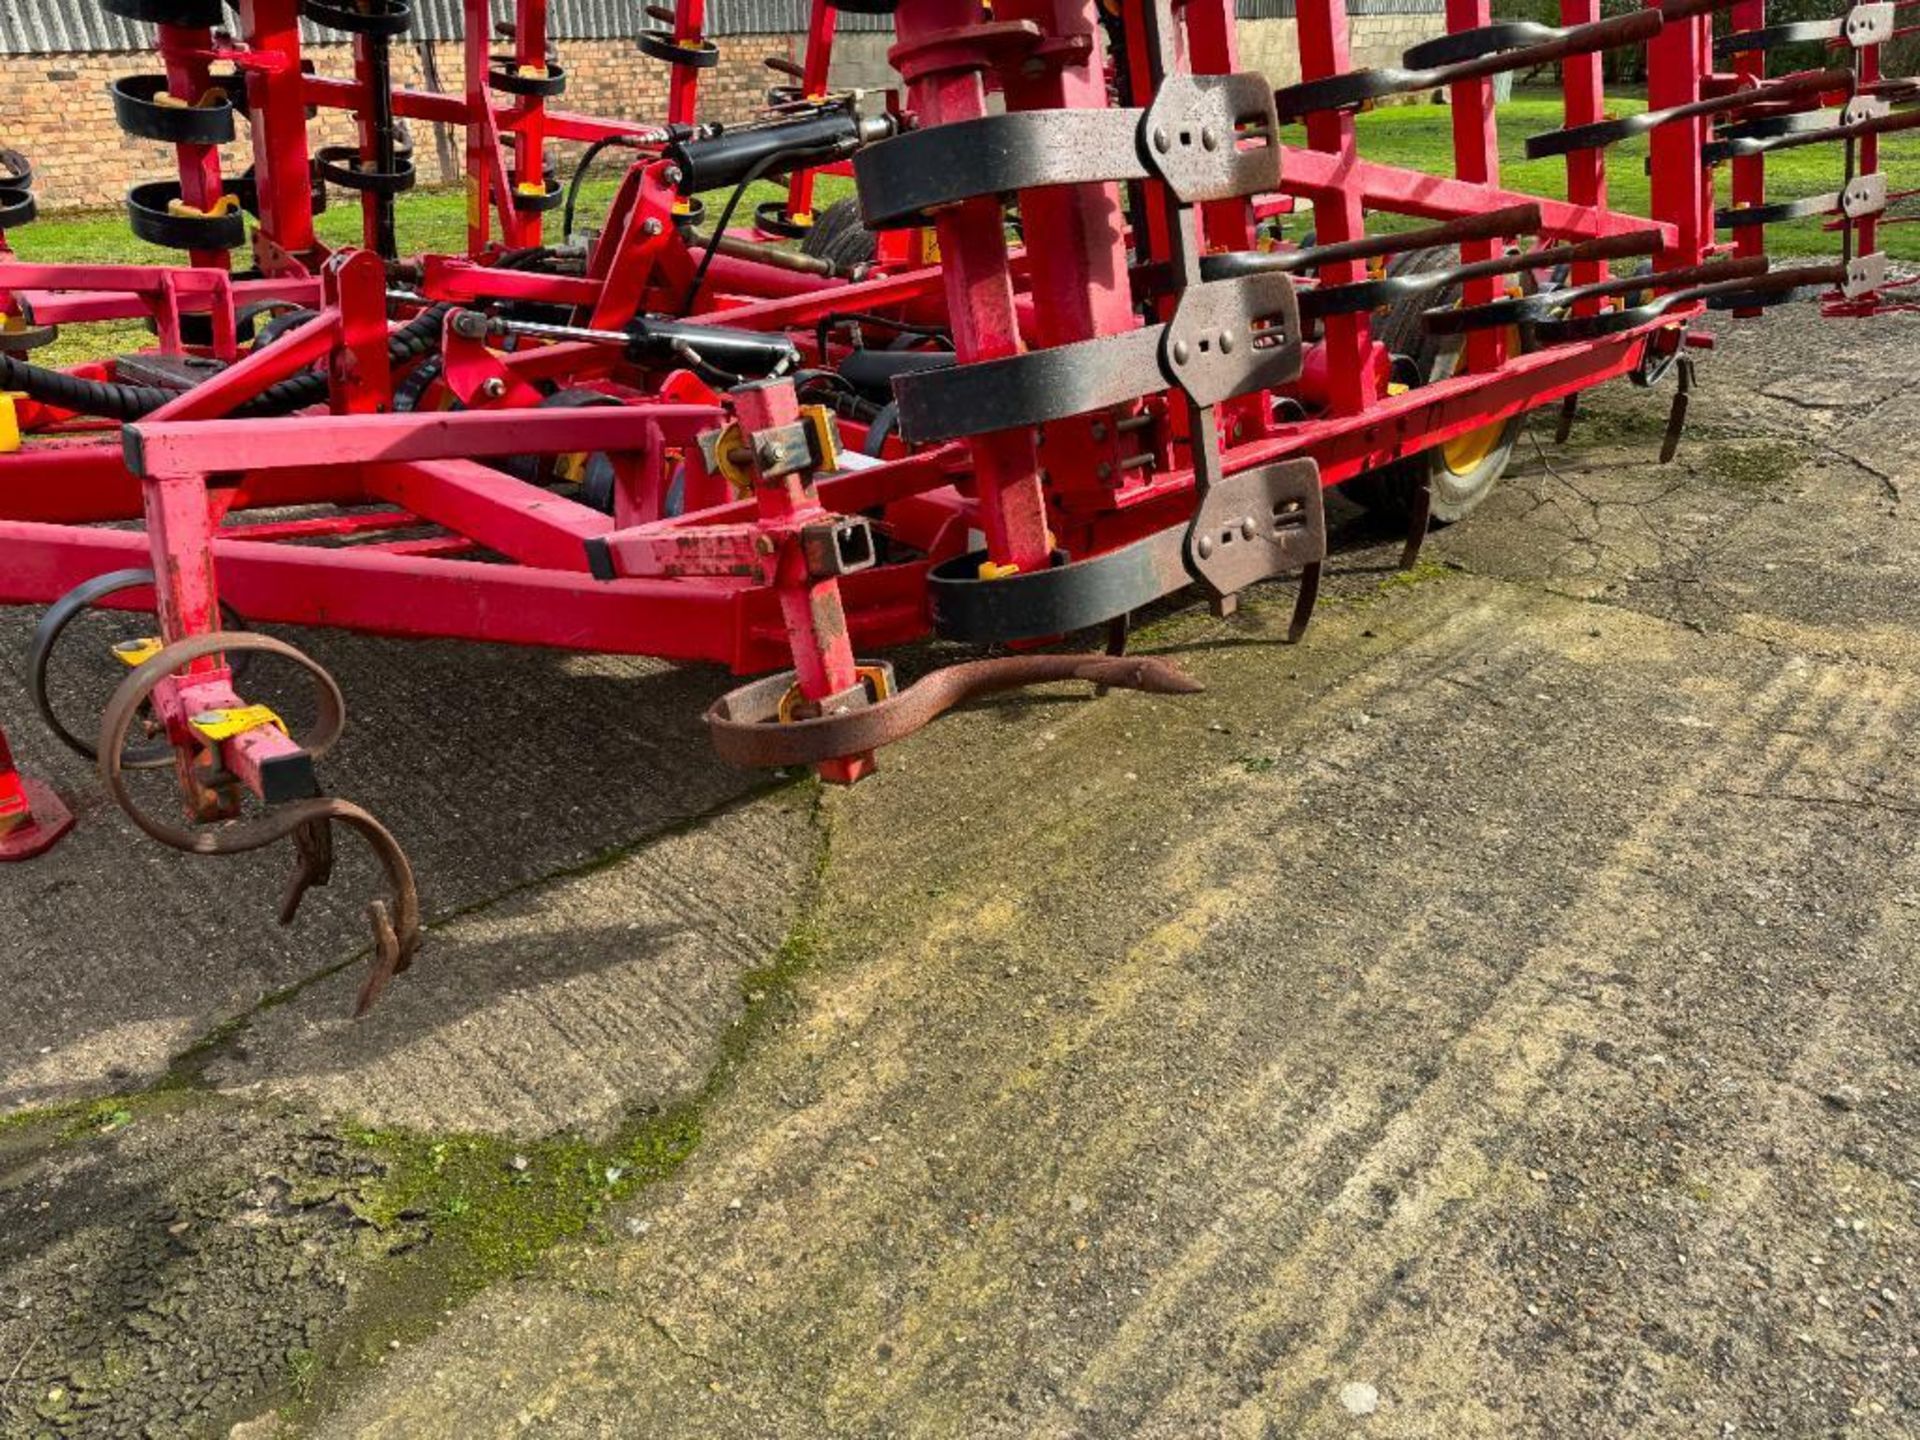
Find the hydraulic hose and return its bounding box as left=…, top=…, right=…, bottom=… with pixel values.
left=5, top=247, right=559, bottom=423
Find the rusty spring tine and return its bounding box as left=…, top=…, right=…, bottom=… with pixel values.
left=1526, top=68, right=1854, bottom=158
left=1299, top=228, right=1666, bottom=320
left=97, top=631, right=422, bottom=1016
left=1535, top=261, right=1845, bottom=342
left=1202, top=204, right=1543, bottom=282
left=763, top=55, right=806, bottom=79
left=708, top=655, right=1204, bottom=771
left=1423, top=255, right=1771, bottom=335
left=1713, top=101, right=1920, bottom=161
left=1275, top=8, right=1665, bottom=121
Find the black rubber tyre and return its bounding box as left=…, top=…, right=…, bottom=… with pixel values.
left=1341, top=245, right=1526, bottom=526
left=799, top=197, right=876, bottom=271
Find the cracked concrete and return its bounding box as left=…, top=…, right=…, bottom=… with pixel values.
left=311, top=304, right=1920, bottom=1439
left=2, top=302, right=1918, bottom=1437
left=0, top=642, right=777, bottom=1118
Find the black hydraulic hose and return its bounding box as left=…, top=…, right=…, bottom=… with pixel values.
left=0, top=353, right=172, bottom=422
left=676, top=151, right=782, bottom=317
left=232, top=299, right=450, bottom=417
left=7, top=247, right=560, bottom=423
left=563, top=135, right=643, bottom=239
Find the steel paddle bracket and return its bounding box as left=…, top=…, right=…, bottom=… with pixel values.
left=1844, top=252, right=1890, bottom=299
left=1137, top=72, right=1283, bottom=202
left=1715, top=3, right=1894, bottom=54
left=1718, top=171, right=1888, bottom=228
left=1185, top=459, right=1327, bottom=639
left=1163, top=273, right=1302, bottom=407
left=853, top=70, right=1280, bottom=228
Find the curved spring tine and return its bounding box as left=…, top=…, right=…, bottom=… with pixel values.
left=1526, top=68, right=1849, bottom=158
left=1423, top=255, right=1771, bottom=336
left=1302, top=228, right=1665, bottom=321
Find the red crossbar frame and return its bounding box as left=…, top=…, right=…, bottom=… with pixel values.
left=0, top=0, right=1900, bottom=760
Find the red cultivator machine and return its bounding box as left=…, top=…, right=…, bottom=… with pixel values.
left=0, top=0, right=1910, bottom=1008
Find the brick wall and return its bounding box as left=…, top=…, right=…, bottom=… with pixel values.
left=1236, top=13, right=1445, bottom=88
left=3, top=14, right=1442, bottom=213
left=823, top=15, right=1448, bottom=96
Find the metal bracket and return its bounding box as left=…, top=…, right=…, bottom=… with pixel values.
left=1845, top=252, right=1889, bottom=299
left=1843, top=95, right=1892, bottom=128
left=1162, top=273, right=1303, bottom=408
left=894, top=272, right=1302, bottom=444
left=1844, top=172, right=1890, bottom=219
left=1137, top=73, right=1281, bottom=202
left=854, top=74, right=1279, bottom=230
left=1845, top=2, right=1896, bottom=45
left=1184, top=458, right=1326, bottom=601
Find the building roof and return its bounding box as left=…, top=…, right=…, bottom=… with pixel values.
left=0, top=1, right=1441, bottom=55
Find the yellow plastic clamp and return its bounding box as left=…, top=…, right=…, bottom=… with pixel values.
left=775, top=664, right=893, bottom=724
left=188, top=704, right=288, bottom=742
left=111, top=636, right=164, bottom=667
left=799, top=404, right=841, bottom=474
left=166, top=194, right=242, bottom=220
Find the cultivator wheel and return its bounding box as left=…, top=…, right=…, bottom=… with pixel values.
left=1343, top=247, right=1529, bottom=534
left=27, top=568, right=254, bottom=767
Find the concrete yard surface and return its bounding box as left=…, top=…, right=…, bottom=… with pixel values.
left=2, top=303, right=1918, bottom=1438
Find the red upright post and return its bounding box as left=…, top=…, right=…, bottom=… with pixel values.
left=734, top=381, right=873, bottom=784
left=889, top=0, right=1053, bottom=575
left=157, top=20, right=230, bottom=272
left=1293, top=0, right=1373, bottom=416
left=780, top=0, right=839, bottom=228
left=669, top=0, right=711, bottom=129
left=1560, top=0, right=1609, bottom=307
left=1645, top=0, right=1710, bottom=267
left=508, top=0, right=552, bottom=249
left=239, top=0, right=321, bottom=269
left=1446, top=0, right=1509, bottom=371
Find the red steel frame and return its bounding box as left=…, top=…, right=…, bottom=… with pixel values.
left=0, top=0, right=1907, bottom=875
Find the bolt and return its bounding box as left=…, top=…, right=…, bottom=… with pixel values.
left=1089, top=421, right=1108, bottom=442
left=477, top=377, right=507, bottom=401
left=662, top=165, right=683, bottom=187
left=1240, top=517, right=1257, bottom=540
left=1096, top=461, right=1113, bottom=481
left=642, top=218, right=663, bottom=237
left=1152, top=126, right=1171, bottom=154
left=1197, top=536, right=1214, bottom=559
left=756, top=439, right=784, bottom=468
left=1218, top=331, right=1234, bottom=354
left=1201, top=127, right=1218, bottom=151
left=1172, top=340, right=1190, bottom=365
